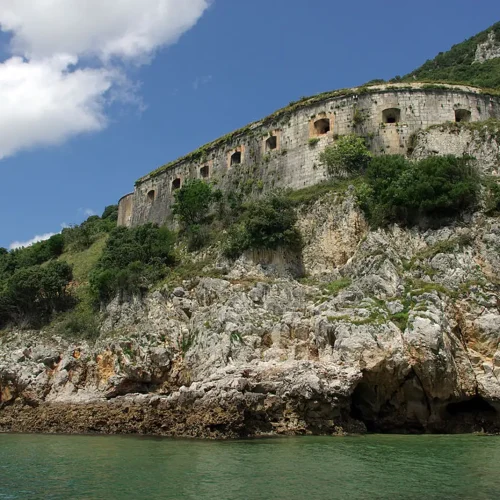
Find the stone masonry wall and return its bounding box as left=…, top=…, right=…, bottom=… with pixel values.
left=119, top=84, right=500, bottom=227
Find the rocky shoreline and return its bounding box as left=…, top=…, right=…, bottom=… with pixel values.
left=2, top=193, right=500, bottom=438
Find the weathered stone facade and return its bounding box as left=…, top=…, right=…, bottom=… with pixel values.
left=118, top=83, right=500, bottom=227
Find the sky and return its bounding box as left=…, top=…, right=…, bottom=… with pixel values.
left=0, top=0, right=499, bottom=249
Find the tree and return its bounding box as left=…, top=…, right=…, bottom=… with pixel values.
left=101, top=205, right=118, bottom=221
left=1, top=261, right=73, bottom=327
left=320, top=134, right=372, bottom=177
left=360, top=154, right=480, bottom=227
left=89, top=224, right=176, bottom=303
left=172, top=179, right=213, bottom=227
left=223, top=193, right=302, bottom=258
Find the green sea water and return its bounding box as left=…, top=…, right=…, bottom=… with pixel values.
left=1, top=434, right=499, bottom=499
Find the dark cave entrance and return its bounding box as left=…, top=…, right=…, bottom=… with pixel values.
left=446, top=396, right=496, bottom=416
left=200, top=165, right=210, bottom=179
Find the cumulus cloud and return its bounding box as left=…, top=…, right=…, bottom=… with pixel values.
left=9, top=232, right=56, bottom=250
left=0, top=0, right=211, bottom=61
left=0, top=0, right=211, bottom=159
left=0, top=56, right=113, bottom=159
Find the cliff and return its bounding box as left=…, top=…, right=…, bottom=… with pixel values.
left=1, top=124, right=500, bottom=437
left=2, top=23, right=500, bottom=437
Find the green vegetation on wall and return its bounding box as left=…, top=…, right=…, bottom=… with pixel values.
left=319, top=134, right=372, bottom=177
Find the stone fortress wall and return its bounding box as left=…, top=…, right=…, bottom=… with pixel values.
left=118, top=83, right=500, bottom=227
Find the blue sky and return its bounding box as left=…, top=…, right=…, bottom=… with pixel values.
left=0, top=0, right=499, bottom=249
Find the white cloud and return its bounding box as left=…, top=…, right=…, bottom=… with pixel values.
left=0, top=56, right=113, bottom=159
left=0, top=0, right=211, bottom=159
left=0, top=0, right=211, bottom=61
left=9, top=232, right=56, bottom=250
left=80, top=208, right=96, bottom=217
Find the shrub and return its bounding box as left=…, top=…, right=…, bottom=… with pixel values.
left=63, top=214, right=114, bottom=251
left=223, top=223, right=250, bottom=259
left=484, top=177, right=500, bottom=214
left=53, top=303, right=100, bottom=340
left=186, top=224, right=213, bottom=252
left=320, top=134, right=372, bottom=177
left=360, top=154, right=480, bottom=227
left=0, top=261, right=73, bottom=327
left=172, top=179, right=213, bottom=227
left=101, top=205, right=118, bottom=222
left=223, top=193, right=302, bottom=258
left=11, top=233, right=65, bottom=269
left=90, top=224, right=176, bottom=303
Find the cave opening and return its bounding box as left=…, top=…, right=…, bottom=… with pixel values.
left=350, top=381, right=378, bottom=431
left=200, top=165, right=210, bottom=179
left=446, top=396, right=496, bottom=415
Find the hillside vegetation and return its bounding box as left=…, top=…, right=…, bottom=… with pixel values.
left=3, top=137, right=496, bottom=341
left=399, top=21, right=500, bottom=89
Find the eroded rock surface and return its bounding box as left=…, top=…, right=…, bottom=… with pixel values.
left=1, top=196, right=500, bottom=437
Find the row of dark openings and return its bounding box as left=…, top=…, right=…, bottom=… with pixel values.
left=381, top=107, right=472, bottom=124
left=147, top=166, right=210, bottom=201
left=146, top=106, right=474, bottom=202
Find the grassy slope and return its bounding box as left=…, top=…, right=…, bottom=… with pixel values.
left=58, top=234, right=108, bottom=284
left=400, top=22, right=500, bottom=89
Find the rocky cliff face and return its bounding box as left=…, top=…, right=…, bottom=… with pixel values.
left=475, top=31, right=500, bottom=64
left=411, top=122, right=500, bottom=176
left=1, top=187, right=500, bottom=438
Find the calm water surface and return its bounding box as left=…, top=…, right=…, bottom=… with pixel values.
left=0, top=433, right=499, bottom=499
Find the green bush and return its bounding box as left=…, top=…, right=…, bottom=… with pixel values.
left=9, top=233, right=64, bottom=269
left=101, top=205, right=118, bottom=222
left=62, top=214, right=115, bottom=251
left=172, top=179, right=213, bottom=227
left=484, top=177, right=500, bottom=214
left=0, top=261, right=73, bottom=327
left=320, top=134, right=372, bottom=177
left=223, top=193, right=302, bottom=258
left=90, top=224, right=176, bottom=303
left=185, top=224, right=213, bottom=252
left=53, top=304, right=99, bottom=340
left=223, top=223, right=250, bottom=259
left=359, top=154, right=480, bottom=227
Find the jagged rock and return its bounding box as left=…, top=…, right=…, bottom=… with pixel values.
left=1, top=197, right=500, bottom=437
